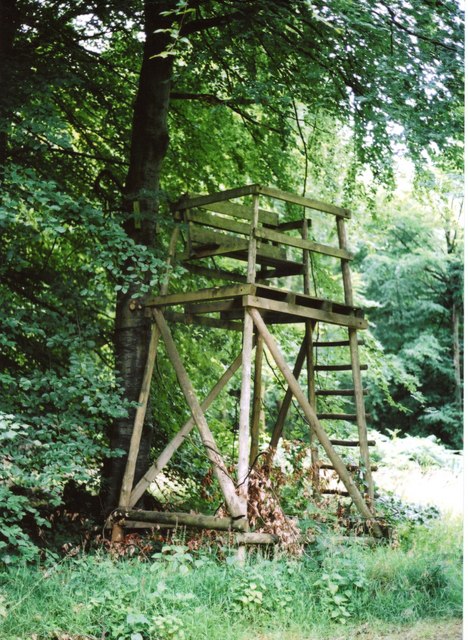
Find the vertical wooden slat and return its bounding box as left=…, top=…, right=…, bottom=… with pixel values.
left=117, top=226, right=181, bottom=511
left=302, top=218, right=319, bottom=480
left=118, top=324, right=161, bottom=508
left=238, top=194, right=260, bottom=505
left=153, top=309, right=246, bottom=519
left=336, top=217, right=374, bottom=509
left=269, top=336, right=308, bottom=452
left=249, top=307, right=382, bottom=537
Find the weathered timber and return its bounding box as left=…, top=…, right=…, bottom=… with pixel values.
left=258, top=185, right=351, bottom=218
left=275, top=219, right=311, bottom=231
left=146, top=284, right=252, bottom=308
left=249, top=308, right=382, bottom=537
left=199, top=200, right=279, bottom=226
left=181, top=263, right=246, bottom=284
left=316, top=389, right=368, bottom=396
left=185, top=300, right=239, bottom=315
left=337, top=216, right=374, bottom=509
left=243, top=296, right=368, bottom=330
left=250, top=334, right=264, bottom=466
left=315, top=364, right=368, bottom=371
left=118, top=324, right=160, bottom=508
left=316, top=413, right=370, bottom=421
left=178, top=242, right=249, bottom=261
left=117, top=227, right=180, bottom=509
left=235, top=532, right=278, bottom=545
left=238, top=193, right=259, bottom=509
left=186, top=209, right=251, bottom=236
left=172, top=185, right=261, bottom=211
left=152, top=309, right=245, bottom=518
left=302, top=215, right=319, bottom=482
left=321, top=489, right=350, bottom=496
left=314, top=340, right=364, bottom=347
left=269, top=336, right=308, bottom=451
left=329, top=439, right=376, bottom=447
left=165, top=311, right=243, bottom=331
left=129, top=352, right=243, bottom=506
left=255, top=227, right=352, bottom=260
left=113, top=510, right=248, bottom=532
left=188, top=226, right=289, bottom=262
left=257, top=264, right=305, bottom=279
left=320, top=463, right=377, bottom=471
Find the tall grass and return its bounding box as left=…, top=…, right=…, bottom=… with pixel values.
left=0, top=518, right=462, bottom=640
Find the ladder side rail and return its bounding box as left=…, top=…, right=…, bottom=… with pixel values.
left=336, top=217, right=375, bottom=509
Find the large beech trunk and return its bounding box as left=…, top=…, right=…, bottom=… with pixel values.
left=0, top=0, right=19, bottom=167
left=102, top=1, right=173, bottom=512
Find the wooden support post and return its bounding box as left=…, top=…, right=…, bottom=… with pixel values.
left=336, top=217, right=374, bottom=510
left=269, top=336, right=308, bottom=452
left=250, top=334, right=264, bottom=466
left=238, top=194, right=260, bottom=505
left=302, top=218, right=319, bottom=483
left=249, top=307, right=382, bottom=537
left=129, top=352, right=243, bottom=507
left=118, top=324, right=160, bottom=509
left=115, top=226, right=181, bottom=518
left=153, top=308, right=245, bottom=518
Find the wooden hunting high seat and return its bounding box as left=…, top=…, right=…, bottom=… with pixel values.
left=111, top=185, right=382, bottom=544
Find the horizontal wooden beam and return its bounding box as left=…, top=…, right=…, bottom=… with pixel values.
left=315, top=364, right=368, bottom=371
left=274, top=219, right=311, bottom=232
left=165, top=311, right=243, bottom=331
left=328, top=439, right=376, bottom=447
left=172, top=185, right=261, bottom=211
left=113, top=510, right=248, bottom=532
left=146, top=284, right=252, bottom=308
left=320, top=463, right=377, bottom=472
left=258, top=186, right=351, bottom=219
left=255, top=227, right=352, bottom=261
left=316, top=389, right=368, bottom=396
left=316, top=413, right=370, bottom=421
left=181, top=263, right=246, bottom=284
left=186, top=209, right=251, bottom=236
left=314, top=340, right=364, bottom=347
left=199, top=200, right=279, bottom=226
left=243, top=296, right=368, bottom=330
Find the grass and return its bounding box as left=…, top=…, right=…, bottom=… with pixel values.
left=0, top=517, right=462, bottom=640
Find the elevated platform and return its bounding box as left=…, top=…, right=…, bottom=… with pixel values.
left=145, top=283, right=367, bottom=330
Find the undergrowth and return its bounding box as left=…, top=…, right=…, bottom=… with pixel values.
left=0, top=517, right=461, bottom=640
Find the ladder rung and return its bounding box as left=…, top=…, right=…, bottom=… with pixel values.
left=321, top=489, right=350, bottom=497
left=315, top=364, right=368, bottom=371
left=314, top=340, right=364, bottom=347
left=316, top=389, right=368, bottom=396
left=320, top=463, right=378, bottom=472
left=329, top=439, right=376, bottom=447
left=317, top=413, right=370, bottom=421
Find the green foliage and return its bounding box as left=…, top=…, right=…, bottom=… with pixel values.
left=314, top=566, right=367, bottom=624
left=356, top=186, right=463, bottom=447
left=0, top=516, right=461, bottom=639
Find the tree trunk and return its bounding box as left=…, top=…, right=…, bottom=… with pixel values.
left=452, top=303, right=462, bottom=409
left=0, top=0, right=19, bottom=168
left=101, top=0, right=173, bottom=512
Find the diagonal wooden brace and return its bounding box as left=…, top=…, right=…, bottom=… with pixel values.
left=118, top=323, right=160, bottom=508
left=153, top=308, right=246, bottom=519
left=129, top=351, right=243, bottom=507
left=249, top=307, right=382, bottom=537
